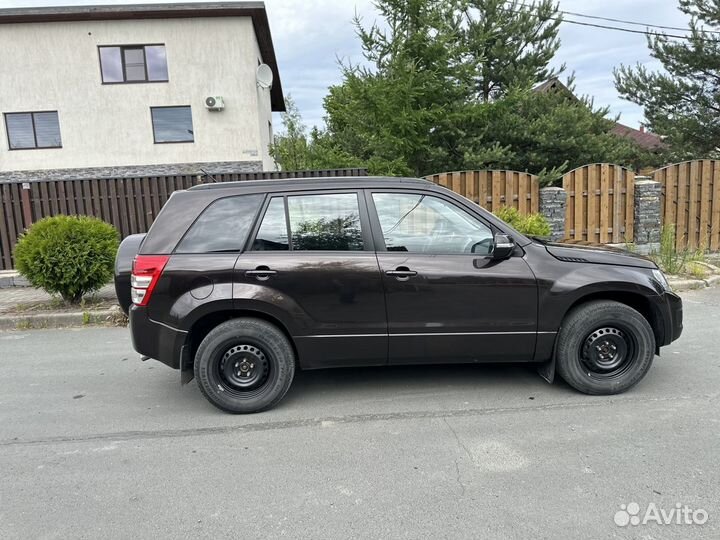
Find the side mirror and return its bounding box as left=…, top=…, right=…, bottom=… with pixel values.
left=492, top=233, right=514, bottom=259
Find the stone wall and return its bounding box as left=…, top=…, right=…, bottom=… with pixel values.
left=633, top=177, right=663, bottom=247
left=539, top=187, right=567, bottom=241
left=0, top=160, right=263, bottom=183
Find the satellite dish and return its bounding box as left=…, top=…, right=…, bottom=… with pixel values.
left=256, top=63, right=274, bottom=89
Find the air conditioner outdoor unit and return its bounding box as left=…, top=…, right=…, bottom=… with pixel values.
left=205, top=96, right=225, bottom=111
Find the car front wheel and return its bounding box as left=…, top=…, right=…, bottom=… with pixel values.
left=194, top=318, right=295, bottom=413
left=556, top=300, right=655, bottom=395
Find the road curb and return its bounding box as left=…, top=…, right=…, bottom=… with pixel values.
left=0, top=272, right=29, bottom=289
left=0, top=306, right=126, bottom=330
left=668, top=275, right=720, bottom=292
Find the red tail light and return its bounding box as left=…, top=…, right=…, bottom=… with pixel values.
left=131, top=255, right=169, bottom=307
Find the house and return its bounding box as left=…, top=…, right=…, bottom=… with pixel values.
left=533, top=78, right=665, bottom=152
left=0, top=2, right=285, bottom=182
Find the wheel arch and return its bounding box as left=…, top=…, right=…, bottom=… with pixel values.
left=183, top=309, right=299, bottom=373
left=564, top=291, right=665, bottom=347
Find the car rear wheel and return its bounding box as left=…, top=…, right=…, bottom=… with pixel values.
left=194, top=318, right=295, bottom=413
left=556, top=300, right=655, bottom=395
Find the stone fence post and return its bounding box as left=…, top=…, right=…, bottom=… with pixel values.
left=539, top=187, right=567, bottom=241
left=633, top=176, right=662, bottom=249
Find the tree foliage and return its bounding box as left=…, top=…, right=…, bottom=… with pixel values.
left=614, top=0, right=720, bottom=159
left=463, top=0, right=564, bottom=101
left=271, top=0, right=653, bottom=182
left=460, top=87, right=655, bottom=184
left=269, top=96, right=362, bottom=171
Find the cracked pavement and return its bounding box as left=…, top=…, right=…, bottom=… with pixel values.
left=1, top=287, right=719, bottom=539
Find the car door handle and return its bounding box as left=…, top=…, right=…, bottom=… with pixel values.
left=245, top=266, right=277, bottom=280
left=386, top=267, right=417, bottom=280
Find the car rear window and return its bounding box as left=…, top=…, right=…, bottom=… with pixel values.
left=175, top=195, right=263, bottom=253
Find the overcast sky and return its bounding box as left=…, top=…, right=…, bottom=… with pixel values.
left=1, top=0, right=691, bottom=131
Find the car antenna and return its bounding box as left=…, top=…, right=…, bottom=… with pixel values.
left=199, top=168, right=220, bottom=183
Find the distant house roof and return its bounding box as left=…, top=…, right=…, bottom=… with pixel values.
left=0, top=1, right=285, bottom=112
left=533, top=77, right=665, bottom=151
left=610, top=123, right=665, bottom=151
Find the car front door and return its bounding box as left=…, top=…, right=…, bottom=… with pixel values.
left=234, top=190, right=387, bottom=369
left=367, top=189, right=538, bottom=364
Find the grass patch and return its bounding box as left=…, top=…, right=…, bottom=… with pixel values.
left=650, top=225, right=708, bottom=277
left=11, top=294, right=114, bottom=314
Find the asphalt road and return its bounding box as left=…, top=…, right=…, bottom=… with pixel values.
left=1, top=288, right=719, bottom=539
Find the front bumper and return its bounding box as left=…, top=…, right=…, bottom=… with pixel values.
left=129, top=306, right=186, bottom=369
left=660, top=291, right=683, bottom=346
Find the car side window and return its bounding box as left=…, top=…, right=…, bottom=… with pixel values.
left=372, top=193, right=494, bottom=254
left=287, top=193, right=364, bottom=251
left=175, top=194, right=263, bottom=253
left=253, top=197, right=289, bottom=250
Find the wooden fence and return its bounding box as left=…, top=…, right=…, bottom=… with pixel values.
left=0, top=168, right=368, bottom=270
left=426, top=170, right=540, bottom=214
left=563, top=164, right=635, bottom=244
left=651, top=160, right=720, bottom=251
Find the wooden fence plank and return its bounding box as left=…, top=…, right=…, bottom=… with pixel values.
left=504, top=171, right=514, bottom=209
left=612, top=165, right=622, bottom=243
left=518, top=173, right=528, bottom=214
left=688, top=160, right=700, bottom=249
left=478, top=171, right=489, bottom=208
left=575, top=170, right=584, bottom=240
left=466, top=171, right=477, bottom=204
left=711, top=161, right=720, bottom=251
left=57, top=181, right=68, bottom=215
left=625, top=169, right=635, bottom=242
left=0, top=197, right=11, bottom=269
left=2, top=185, right=18, bottom=264
left=676, top=161, right=688, bottom=249
left=563, top=173, right=572, bottom=238
left=491, top=171, right=502, bottom=211
left=599, top=164, right=609, bottom=243
left=699, top=161, right=711, bottom=250
left=587, top=165, right=597, bottom=242
left=47, top=181, right=59, bottom=216
left=31, top=182, right=42, bottom=221
left=65, top=181, right=77, bottom=215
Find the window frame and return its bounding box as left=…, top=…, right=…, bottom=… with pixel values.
left=3, top=110, right=62, bottom=151
left=150, top=105, right=194, bottom=144
left=246, top=190, right=374, bottom=253
left=365, top=189, right=499, bottom=256
left=172, top=194, right=265, bottom=255
left=97, top=44, right=169, bottom=85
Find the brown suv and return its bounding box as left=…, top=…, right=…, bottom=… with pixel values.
left=115, top=177, right=683, bottom=413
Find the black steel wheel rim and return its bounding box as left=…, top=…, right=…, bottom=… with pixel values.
left=581, top=326, right=637, bottom=379
left=218, top=343, right=270, bottom=393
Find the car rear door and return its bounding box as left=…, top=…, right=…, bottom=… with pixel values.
left=366, top=189, right=538, bottom=364
left=234, top=190, right=388, bottom=369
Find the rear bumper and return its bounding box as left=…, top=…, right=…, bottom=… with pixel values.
left=660, top=291, right=683, bottom=346
left=129, top=306, right=186, bottom=369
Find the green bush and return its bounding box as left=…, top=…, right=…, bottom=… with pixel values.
left=493, top=206, right=552, bottom=237
left=14, top=215, right=119, bottom=304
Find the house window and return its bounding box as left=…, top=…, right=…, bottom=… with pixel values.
left=151, top=106, right=194, bottom=143
left=4, top=111, right=62, bottom=150
left=99, top=45, right=168, bottom=83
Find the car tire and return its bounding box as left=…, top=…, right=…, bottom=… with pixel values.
left=556, top=300, right=655, bottom=395
left=194, top=318, right=295, bottom=413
